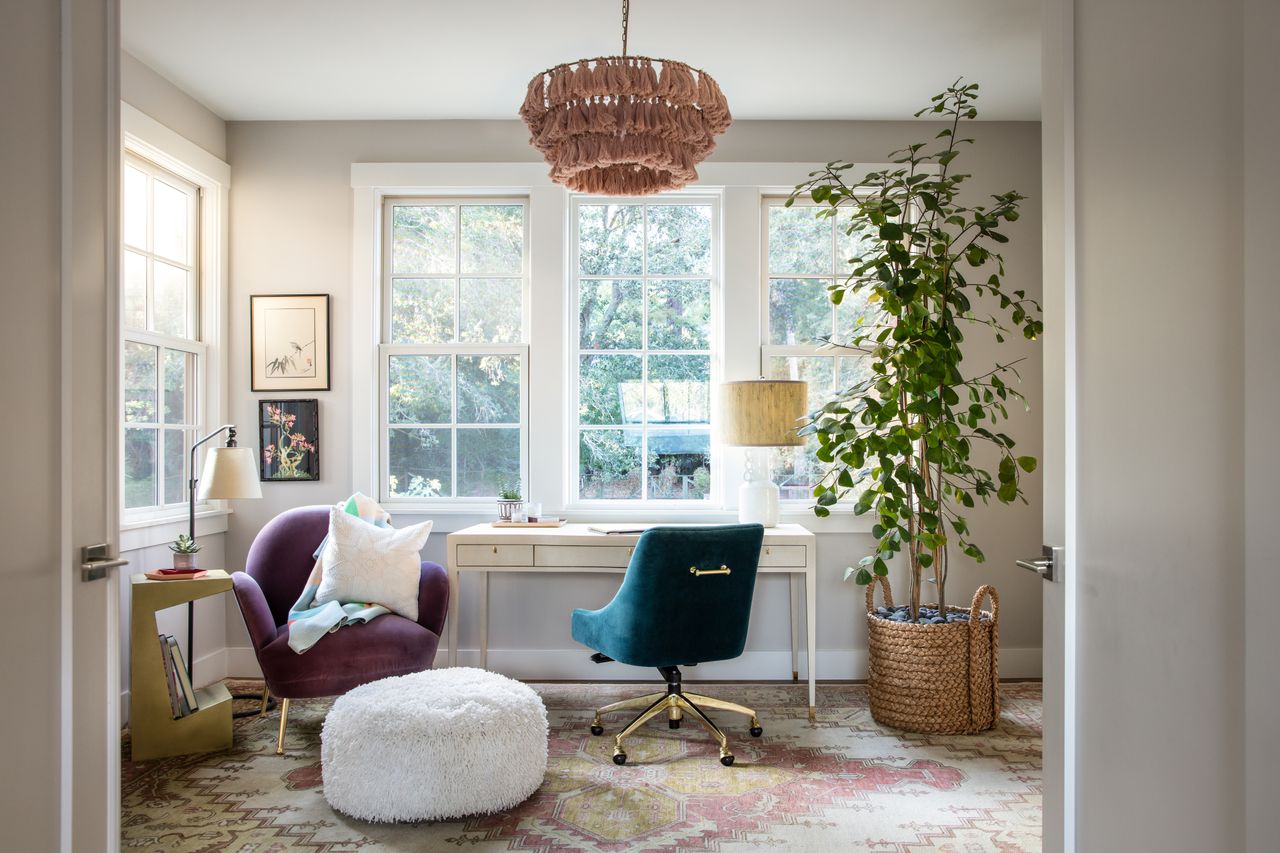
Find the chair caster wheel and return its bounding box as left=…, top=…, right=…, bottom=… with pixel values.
left=669, top=719, right=681, bottom=729
left=590, top=725, right=604, bottom=736
left=720, top=754, right=735, bottom=767
left=750, top=726, right=763, bottom=738
left=613, top=751, right=627, bottom=765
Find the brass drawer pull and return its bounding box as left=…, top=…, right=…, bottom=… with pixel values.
left=492, top=546, right=498, bottom=554
left=689, top=564, right=731, bottom=577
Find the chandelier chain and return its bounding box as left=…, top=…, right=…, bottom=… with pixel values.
left=621, top=0, right=630, bottom=57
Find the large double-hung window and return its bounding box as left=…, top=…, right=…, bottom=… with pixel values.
left=121, top=153, right=204, bottom=514
left=380, top=199, right=529, bottom=501
left=570, top=197, right=718, bottom=503
left=762, top=198, right=877, bottom=501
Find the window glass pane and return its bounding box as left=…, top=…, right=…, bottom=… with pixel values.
left=645, top=205, right=711, bottom=275
left=837, top=355, right=874, bottom=393
left=768, top=205, right=832, bottom=275
left=646, top=354, right=710, bottom=424
left=578, top=204, right=643, bottom=276
left=124, top=428, right=157, bottom=508
left=768, top=355, right=835, bottom=415
left=457, top=428, right=520, bottom=497
left=579, top=279, right=642, bottom=350
left=457, top=354, right=520, bottom=424
left=152, top=260, right=188, bottom=338
left=162, top=349, right=193, bottom=424
left=123, top=250, right=147, bottom=330
left=391, top=278, right=454, bottom=344
left=648, top=431, right=711, bottom=499
left=123, top=165, right=148, bottom=250
left=579, top=429, right=642, bottom=499
left=388, top=355, right=451, bottom=423
left=392, top=205, right=455, bottom=275
left=772, top=439, right=826, bottom=501
left=163, top=429, right=187, bottom=505
left=768, top=278, right=833, bottom=345
left=647, top=279, right=710, bottom=350
left=152, top=178, right=190, bottom=264
left=580, top=354, right=642, bottom=425
left=124, top=342, right=157, bottom=423
left=835, top=287, right=880, bottom=341
left=835, top=214, right=871, bottom=271
left=458, top=278, right=521, bottom=343
left=388, top=428, right=451, bottom=497
left=460, top=205, right=523, bottom=275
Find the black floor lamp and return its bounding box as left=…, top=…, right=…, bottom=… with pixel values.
left=187, top=425, right=261, bottom=683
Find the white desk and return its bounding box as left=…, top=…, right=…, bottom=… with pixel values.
left=445, top=522, right=819, bottom=720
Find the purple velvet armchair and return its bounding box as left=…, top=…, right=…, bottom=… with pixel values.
left=231, top=506, right=449, bottom=753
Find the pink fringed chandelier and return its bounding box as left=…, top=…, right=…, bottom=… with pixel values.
left=519, top=0, right=731, bottom=196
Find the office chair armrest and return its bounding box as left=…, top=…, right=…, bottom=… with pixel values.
left=231, top=571, right=279, bottom=651
left=417, top=561, right=449, bottom=636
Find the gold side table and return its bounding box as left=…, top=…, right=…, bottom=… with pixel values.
left=129, top=569, right=233, bottom=761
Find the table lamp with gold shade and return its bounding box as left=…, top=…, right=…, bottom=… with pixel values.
left=717, top=380, right=807, bottom=527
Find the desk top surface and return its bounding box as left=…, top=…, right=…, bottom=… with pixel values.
left=448, top=522, right=815, bottom=545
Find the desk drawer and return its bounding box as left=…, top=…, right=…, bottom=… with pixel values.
left=456, top=544, right=534, bottom=567
left=758, top=544, right=808, bottom=567
left=535, top=544, right=634, bottom=568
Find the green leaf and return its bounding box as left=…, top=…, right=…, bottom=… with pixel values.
left=1017, top=455, right=1038, bottom=473
left=855, top=568, right=873, bottom=585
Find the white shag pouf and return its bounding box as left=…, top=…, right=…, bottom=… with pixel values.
left=320, top=667, right=548, bottom=822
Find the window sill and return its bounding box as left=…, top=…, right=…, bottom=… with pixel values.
left=119, top=507, right=231, bottom=553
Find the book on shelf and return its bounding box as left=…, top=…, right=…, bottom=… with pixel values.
left=163, top=635, right=199, bottom=717
left=158, top=634, right=183, bottom=719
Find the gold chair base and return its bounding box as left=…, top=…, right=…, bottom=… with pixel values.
left=592, top=689, right=761, bottom=767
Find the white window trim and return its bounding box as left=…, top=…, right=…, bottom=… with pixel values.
left=350, top=163, right=891, bottom=533
left=121, top=102, right=230, bottom=532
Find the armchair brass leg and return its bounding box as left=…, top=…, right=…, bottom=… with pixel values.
left=275, top=698, right=290, bottom=755
left=258, top=687, right=270, bottom=717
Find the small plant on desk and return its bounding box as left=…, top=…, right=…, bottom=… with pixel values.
left=496, top=481, right=524, bottom=521
left=168, top=534, right=201, bottom=570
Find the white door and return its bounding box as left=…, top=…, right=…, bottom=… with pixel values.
left=0, top=0, right=122, bottom=849
left=1038, top=2, right=1076, bottom=851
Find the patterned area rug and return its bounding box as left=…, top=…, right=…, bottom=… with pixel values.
left=122, top=679, right=1041, bottom=852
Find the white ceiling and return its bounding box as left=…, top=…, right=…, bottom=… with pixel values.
left=122, top=0, right=1041, bottom=122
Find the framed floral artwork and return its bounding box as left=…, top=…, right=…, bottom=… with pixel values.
left=250, top=294, right=331, bottom=391
left=259, top=399, right=319, bottom=481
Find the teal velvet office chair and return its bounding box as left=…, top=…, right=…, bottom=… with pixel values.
left=571, top=524, right=766, bottom=766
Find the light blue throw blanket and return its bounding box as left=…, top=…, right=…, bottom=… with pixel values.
left=286, top=494, right=392, bottom=654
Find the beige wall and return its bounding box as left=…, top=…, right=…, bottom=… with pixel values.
left=222, top=118, right=1044, bottom=674
left=0, top=2, right=66, bottom=848
left=122, top=51, right=226, bottom=161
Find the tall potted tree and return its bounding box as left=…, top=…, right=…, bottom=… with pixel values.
left=790, top=81, right=1042, bottom=733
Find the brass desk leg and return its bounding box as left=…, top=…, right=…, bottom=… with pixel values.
left=792, top=670, right=799, bottom=683
left=808, top=706, right=816, bottom=723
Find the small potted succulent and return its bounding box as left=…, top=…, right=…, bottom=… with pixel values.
left=496, top=481, right=524, bottom=522
left=169, top=534, right=201, bottom=570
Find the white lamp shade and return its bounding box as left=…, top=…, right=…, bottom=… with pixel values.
left=197, top=447, right=263, bottom=500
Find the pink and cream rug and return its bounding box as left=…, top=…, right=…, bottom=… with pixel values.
left=122, top=680, right=1041, bottom=852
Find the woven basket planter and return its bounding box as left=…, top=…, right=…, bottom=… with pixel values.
left=864, top=576, right=1000, bottom=734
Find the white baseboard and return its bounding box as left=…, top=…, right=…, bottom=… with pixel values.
left=222, top=645, right=1042, bottom=683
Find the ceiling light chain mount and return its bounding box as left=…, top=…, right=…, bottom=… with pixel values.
left=519, top=0, right=731, bottom=196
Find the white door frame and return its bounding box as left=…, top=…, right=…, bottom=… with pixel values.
left=61, top=0, right=123, bottom=850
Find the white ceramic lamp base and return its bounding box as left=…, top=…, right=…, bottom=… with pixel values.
left=738, top=447, right=779, bottom=527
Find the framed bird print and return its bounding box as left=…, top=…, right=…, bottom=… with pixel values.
left=250, top=294, right=331, bottom=391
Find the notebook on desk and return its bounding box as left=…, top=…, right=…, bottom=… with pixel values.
left=586, top=524, right=653, bottom=534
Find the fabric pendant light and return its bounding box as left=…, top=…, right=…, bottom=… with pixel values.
left=518, top=0, right=731, bottom=196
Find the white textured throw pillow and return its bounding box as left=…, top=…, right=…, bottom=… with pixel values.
left=315, top=507, right=432, bottom=621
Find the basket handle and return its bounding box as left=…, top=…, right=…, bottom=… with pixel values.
left=864, top=574, right=894, bottom=613
left=968, top=584, right=999, bottom=624
left=967, top=584, right=1001, bottom=730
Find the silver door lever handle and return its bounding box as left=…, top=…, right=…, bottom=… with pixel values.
left=1015, top=545, right=1062, bottom=582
